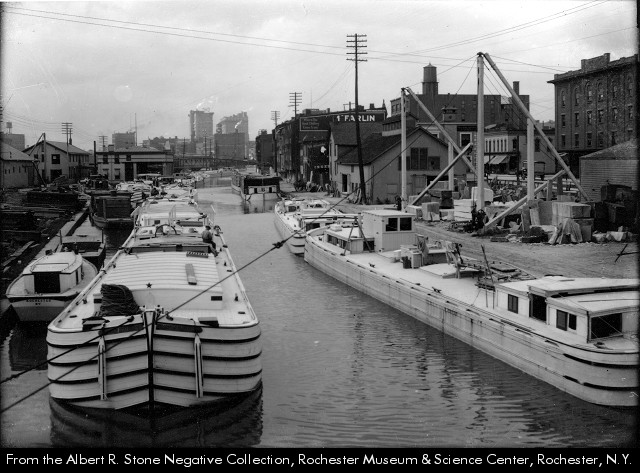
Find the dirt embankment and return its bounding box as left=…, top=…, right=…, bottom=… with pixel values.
left=414, top=221, right=638, bottom=280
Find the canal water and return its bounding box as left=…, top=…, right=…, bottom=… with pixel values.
left=1, top=184, right=637, bottom=448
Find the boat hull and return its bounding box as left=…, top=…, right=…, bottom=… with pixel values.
left=47, top=314, right=262, bottom=410
left=273, top=211, right=306, bottom=255
left=9, top=294, right=80, bottom=323
left=304, top=234, right=639, bottom=407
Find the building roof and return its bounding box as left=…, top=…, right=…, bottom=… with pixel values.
left=580, top=138, right=638, bottom=160
left=1, top=142, right=34, bottom=161
left=24, top=140, right=89, bottom=155
left=330, top=122, right=383, bottom=146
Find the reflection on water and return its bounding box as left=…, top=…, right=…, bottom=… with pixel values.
left=8, top=323, right=48, bottom=372
left=49, top=388, right=264, bottom=448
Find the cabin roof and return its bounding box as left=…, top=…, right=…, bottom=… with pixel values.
left=549, top=290, right=639, bottom=314
left=500, top=275, right=640, bottom=296
left=30, top=252, right=80, bottom=273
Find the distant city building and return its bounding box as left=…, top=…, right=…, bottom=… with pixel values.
left=390, top=64, right=530, bottom=162
left=548, top=53, right=638, bottom=176
left=189, top=109, right=214, bottom=142
left=255, top=130, right=274, bottom=172
left=274, top=103, right=387, bottom=183
left=95, top=144, right=173, bottom=181
left=112, top=132, right=137, bottom=149
left=0, top=132, right=26, bottom=151
left=217, top=112, right=249, bottom=137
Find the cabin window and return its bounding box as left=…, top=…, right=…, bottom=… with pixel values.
left=399, top=217, right=412, bottom=231
left=34, top=272, right=60, bottom=293
left=556, top=310, right=576, bottom=331
left=385, top=218, right=398, bottom=232
left=507, top=294, right=518, bottom=313
left=529, top=294, right=547, bottom=322
left=590, top=313, right=622, bottom=340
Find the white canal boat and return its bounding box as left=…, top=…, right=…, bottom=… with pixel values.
left=6, top=250, right=98, bottom=323
left=304, top=208, right=639, bottom=408
left=273, top=197, right=360, bottom=255
left=46, top=197, right=262, bottom=410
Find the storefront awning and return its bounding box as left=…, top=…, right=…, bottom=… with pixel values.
left=484, top=154, right=509, bottom=165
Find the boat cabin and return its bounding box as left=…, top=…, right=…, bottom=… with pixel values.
left=23, top=251, right=85, bottom=294
left=496, top=276, right=639, bottom=343
left=361, top=209, right=416, bottom=253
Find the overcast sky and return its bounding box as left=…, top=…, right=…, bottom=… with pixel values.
left=1, top=0, right=637, bottom=150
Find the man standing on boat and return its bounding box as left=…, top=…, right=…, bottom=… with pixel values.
left=202, top=225, right=217, bottom=255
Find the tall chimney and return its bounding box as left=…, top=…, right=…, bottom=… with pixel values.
left=513, top=81, right=520, bottom=95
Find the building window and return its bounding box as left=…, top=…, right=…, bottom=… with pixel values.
left=612, top=108, right=618, bottom=123
left=51, top=154, right=60, bottom=164
left=507, top=294, right=518, bottom=313
left=428, top=157, right=440, bottom=171
left=612, top=82, right=618, bottom=99
left=587, top=110, right=592, bottom=125
left=586, top=82, right=592, bottom=102
left=628, top=106, right=633, bottom=120
left=597, top=81, right=604, bottom=101
left=627, top=129, right=634, bottom=141
left=574, top=134, right=579, bottom=147
left=126, top=155, right=132, bottom=161
left=586, top=132, right=593, bottom=147
left=627, top=75, right=634, bottom=95
left=114, top=157, right=120, bottom=164
left=597, top=132, right=604, bottom=147
left=408, top=148, right=428, bottom=170
left=574, top=112, right=579, bottom=126
left=560, top=90, right=566, bottom=107
left=611, top=131, right=617, bottom=146
left=534, top=138, right=540, bottom=152
left=103, top=157, right=108, bottom=164
left=560, top=114, right=566, bottom=127
left=561, top=135, right=566, bottom=147
left=597, top=109, right=603, bottom=123
left=574, top=88, right=580, bottom=106
left=350, top=165, right=354, bottom=173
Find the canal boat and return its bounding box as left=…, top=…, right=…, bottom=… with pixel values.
left=273, top=197, right=360, bottom=255
left=46, top=197, right=262, bottom=410
left=88, top=190, right=135, bottom=229
left=59, top=233, right=107, bottom=270
left=304, top=208, right=639, bottom=407
left=231, top=170, right=281, bottom=205
left=6, top=250, right=98, bottom=323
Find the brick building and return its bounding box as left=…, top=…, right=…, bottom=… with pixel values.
left=548, top=53, right=638, bottom=176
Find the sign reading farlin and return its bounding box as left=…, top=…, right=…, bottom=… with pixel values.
left=334, top=114, right=378, bottom=122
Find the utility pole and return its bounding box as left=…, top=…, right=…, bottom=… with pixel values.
left=271, top=110, right=280, bottom=174
left=289, top=92, right=301, bottom=118
left=62, top=122, right=73, bottom=181
left=347, top=33, right=367, bottom=204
